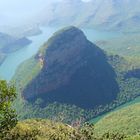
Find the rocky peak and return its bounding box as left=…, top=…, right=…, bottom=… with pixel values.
left=23, top=26, right=119, bottom=109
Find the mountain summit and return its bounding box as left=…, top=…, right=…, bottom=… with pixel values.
left=16, top=26, right=119, bottom=109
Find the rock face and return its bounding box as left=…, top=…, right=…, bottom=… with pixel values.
left=23, top=26, right=119, bottom=109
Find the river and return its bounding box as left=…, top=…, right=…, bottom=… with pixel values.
left=0, top=26, right=122, bottom=81
left=1, top=26, right=139, bottom=123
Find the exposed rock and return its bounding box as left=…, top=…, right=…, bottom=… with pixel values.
left=22, top=26, right=119, bottom=109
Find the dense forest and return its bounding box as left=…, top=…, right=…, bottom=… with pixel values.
left=1, top=1, right=140, bottom=139
left=11, top=27, right=140, bottom=127
left=1, top=80, right=140, bottom=140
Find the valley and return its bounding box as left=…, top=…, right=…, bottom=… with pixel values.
left=1, top=26, right=140, bottom=123
left=0, top=26, right=122, bottom=81
left=94, top=102, right=140, bottom=137
left=91, top=96, right=140, bottom=124
left=1, top=1, right=140, bottom=139
left=9, top=27, right=140, bottom=128
left=0, top=27, right=58, bottom=80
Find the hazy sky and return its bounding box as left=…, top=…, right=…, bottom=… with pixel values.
left=0, top=0, right=92, bottom=26
left=0, top=0, right=58, bottom=26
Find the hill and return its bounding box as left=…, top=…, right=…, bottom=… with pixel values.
left=12, top=27, right=140, bottom=124
left=0, top=32, right=31, bottom=64
left=38, top=0, right=140, bottom=32
left=94, top=103, right=140, bottom=137
left=8, top=119, right=77, bottom=140
left=1, top=0, right=140, bottom=36
left=6, top=118, right=140, bottom=140
left=0, top=32, right=31, bottom=53
left=13, top=26, right=119, bottom=109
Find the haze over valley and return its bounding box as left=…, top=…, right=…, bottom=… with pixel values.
left=1, top=0, right=140, bottom=139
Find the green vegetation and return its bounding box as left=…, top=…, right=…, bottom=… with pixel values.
left=4, top=119, right=133, bottom=140
left=5, top=26, right=140, bottom=140
left=11, top=27, right=140, bottom=127
left=7, top=119, right=76, bottom=140
left=0, top=80, right=17, bottom=139
left=14, top=53, right=140, bottom=126
left=5, top=118, right=140, bottom=140
left=13, top=57, right=41, bottom=91
left=0, top=80, right=129, bottom=140
left=6, top=119, right=95, bottom=140
left=0, top=79, right=139, bottom=140
left=94, top=103, right=140, bottom=138
left=97, top=33, right=140, bottom=67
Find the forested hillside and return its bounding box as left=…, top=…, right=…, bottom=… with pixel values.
left=12, top=27, right=140, bottom=126
left=1, top=0, right=140, bottom=140
left=94, top=103, right=140, bottom=139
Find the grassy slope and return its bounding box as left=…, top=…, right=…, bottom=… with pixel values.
left=96, top=33, right=140, bottom=67
left=12, top=56, right=41, bottom=91
left=94, top=103, right=140, bottom=137
left=12, top=56, right=42, bottom=115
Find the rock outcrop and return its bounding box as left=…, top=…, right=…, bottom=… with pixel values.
left=22, top=26, right=119, bottom=109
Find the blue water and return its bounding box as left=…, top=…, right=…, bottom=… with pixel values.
left=0, top=26, right=138, bottom=124
left=0, top=27, right=58, bottom=80
left=83, top=28, right=122, bottom=42
left=0, top=27, right=122, bottom=81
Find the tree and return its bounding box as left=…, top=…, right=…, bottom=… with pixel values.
left=0, top=80, right=17, bottom=138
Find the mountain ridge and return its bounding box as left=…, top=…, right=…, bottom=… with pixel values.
left=38, top=0, right=140, bottom=32
left=14, top=26, right=119, bottom=109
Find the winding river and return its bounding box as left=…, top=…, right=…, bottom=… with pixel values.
left=0, top=26, right=122, bottom=81
left=1, top=26, right=139, bottom=123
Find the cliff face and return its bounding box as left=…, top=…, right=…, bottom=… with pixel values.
left=22, top=26, right=119, bottom=109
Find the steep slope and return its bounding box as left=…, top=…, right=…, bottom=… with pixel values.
left=14, top=26, right=119, bottom=109
left=94, top=103, right=140, bottom=137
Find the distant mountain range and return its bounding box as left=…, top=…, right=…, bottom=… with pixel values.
left=38, top=0, right=140, bottom=32
left=1, top=0, right=140, bottom=36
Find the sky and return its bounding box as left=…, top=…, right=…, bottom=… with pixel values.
left=0, top=0, right=48, bottom=25
left=0, top=0, right=92, bottom=26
